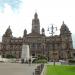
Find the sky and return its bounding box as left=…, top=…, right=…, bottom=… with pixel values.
left=0, top=0, right=75, bottom=48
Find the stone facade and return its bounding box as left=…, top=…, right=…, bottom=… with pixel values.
left=0, top=13, right=74, bottom=61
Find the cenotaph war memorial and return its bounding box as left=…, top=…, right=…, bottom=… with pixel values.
left=21, top=45, right=30, bottom=63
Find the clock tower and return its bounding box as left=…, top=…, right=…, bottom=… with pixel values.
left=32, top=12, right=40, bottom=34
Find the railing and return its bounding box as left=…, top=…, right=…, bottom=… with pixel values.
left=41, top=64, right=47, bottom=75
left=34, top=64, right=44, bottom=75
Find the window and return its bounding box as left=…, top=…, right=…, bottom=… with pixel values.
left=37, top=43, right=41, bottom=48
left=73, top=53, right=75, bottom=57
left=32, top=43, right=35, bottom=48
left=32, top=54, right=35, bottom=57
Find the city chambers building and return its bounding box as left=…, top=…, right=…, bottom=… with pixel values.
left=0, top=13, right=75, bottom=61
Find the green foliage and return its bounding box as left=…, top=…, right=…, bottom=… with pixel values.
left=2, top=55, right=5, bottom=58
left=37, top=55, right=47, bottom=60
left=69, top=60, right=75, bottom=63
left=68, top=60, right=75, bottom=64
left=32, top=55, right=48, bottom=63
left=6, top=54, right=16, bottom=59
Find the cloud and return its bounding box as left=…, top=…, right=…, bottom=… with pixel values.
left=0, top=0, right=22, bottom=12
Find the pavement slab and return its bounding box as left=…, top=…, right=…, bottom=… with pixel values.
left=0, top=63, right=37, bottom=75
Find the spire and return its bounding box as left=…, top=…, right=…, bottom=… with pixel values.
left=34, top=12, right=38, bottom=19
left=23, top=29, right=27, bottom=37
left=41, top=28, right=45, bottom=36
left=9, top=25, right=10, bottom=28
left=63, top=21, right=64, bottom=24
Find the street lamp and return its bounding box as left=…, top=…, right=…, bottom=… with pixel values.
left=48, top=24, right=57, bottom=66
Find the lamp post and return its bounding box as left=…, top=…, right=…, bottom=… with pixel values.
left=48, top=24, right=57, bottom=66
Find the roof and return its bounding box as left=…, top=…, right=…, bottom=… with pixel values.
left=27, top=32, right=42, bottom=37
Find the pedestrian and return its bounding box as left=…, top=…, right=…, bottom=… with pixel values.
left=29, top=58, right=31, bottom=65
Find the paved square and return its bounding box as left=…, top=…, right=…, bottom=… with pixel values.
left=0, top=63, right=37, bottom=75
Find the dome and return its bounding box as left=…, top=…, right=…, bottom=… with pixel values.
left=4, top=26, right=12, bottom=37
left=6, top=26, right=12, bottom=33
left=60, top=21, right=70, bottom=35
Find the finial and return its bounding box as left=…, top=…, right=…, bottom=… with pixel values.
left=24, top=29, right=27, bottom=31
left=63, top=21, right=64, bottom=24
left=8, top=25, right=10, bottom=29
left=34, top=12, right=38, bottom=18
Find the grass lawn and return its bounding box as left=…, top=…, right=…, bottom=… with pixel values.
left=46, top=65, right=75, bottom=75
